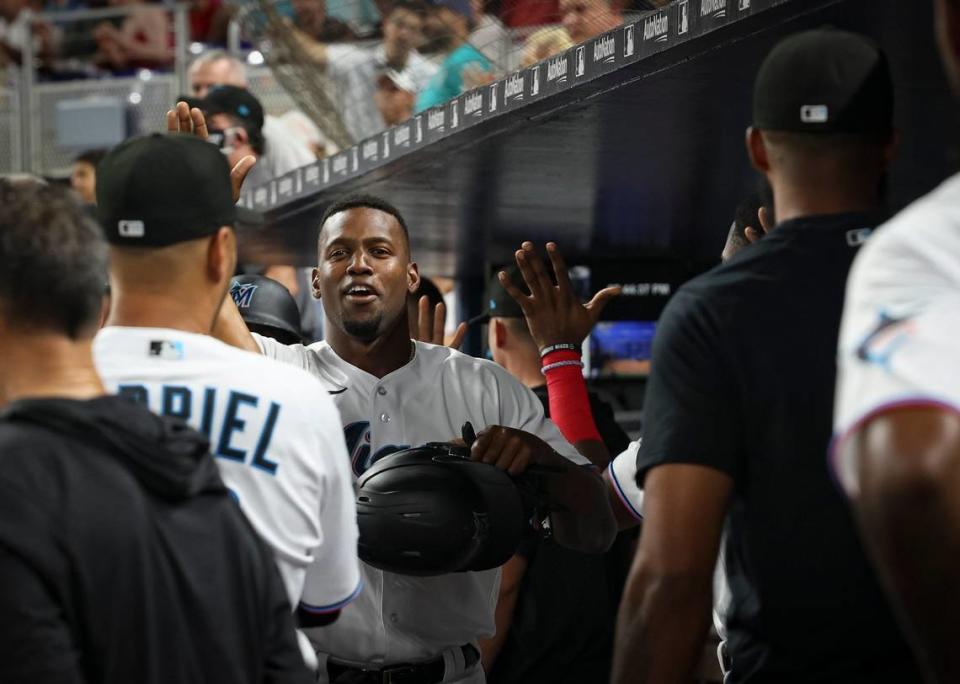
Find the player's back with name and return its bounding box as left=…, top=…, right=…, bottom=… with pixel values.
left=92, top=326, right=350, bottom=603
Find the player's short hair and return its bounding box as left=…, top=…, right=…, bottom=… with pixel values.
left=73, top=148, right=109, bottom=168
left=319, top=194, right=411, bottom=247
left=0, top=180, right=108, bottom=338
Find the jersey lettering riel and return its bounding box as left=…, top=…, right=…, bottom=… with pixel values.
left=253, top=336, right=589, bottom=671
left=93, top=327, right=362, bottom=619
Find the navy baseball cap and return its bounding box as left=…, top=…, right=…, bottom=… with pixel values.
left=201, top=85, right=265, bottom=133
left=753, top=28, right=893, bottom=135
left=96, top=134, right=236, bottom=247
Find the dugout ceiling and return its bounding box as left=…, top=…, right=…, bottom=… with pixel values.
left=237, top=0, right=958, bottom=279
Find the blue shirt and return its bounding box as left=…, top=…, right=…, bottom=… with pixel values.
left=414, top=43, right=491, bottom=112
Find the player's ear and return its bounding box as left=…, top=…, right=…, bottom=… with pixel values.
left=493, top=319, right=507, bottom=349
left=311, top=267, right=322, bottom=300
left=745, top=126, right=770, bottom=174
left=207, top=227, right=236, bottom=287
left=407, top=261, right=420, bottom=295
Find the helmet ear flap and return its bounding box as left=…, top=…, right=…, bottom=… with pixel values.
left=356, top=444, right=526, bottom=576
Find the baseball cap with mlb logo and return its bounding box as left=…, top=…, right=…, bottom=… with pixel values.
left=752, top=28, right=893, bottom=136
left=96, top=133, right=237, bottom=246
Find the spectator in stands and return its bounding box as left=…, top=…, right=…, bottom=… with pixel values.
left=499, top=0, right=558, bottom=29
left=374, top=69, right=415, bottom=127
left=292, top=0, right=355, bottom=43
left=520, top=27, right=573, bottom=67
left=93, top=0, right=172, bottom=72
left=0, top=0, right=58, bottom=67
left=415, top=0, right=493, bottom=112
left=560, top=0, right=622, bottom=45
left=200, top=85, right=272, bottom=189
left=189, top=0, right=231, bottom=45
left=189, top=50, right=316, bottom=176
left=480, top=264, right=632, bottom=683
left=290, top=0, right=437, bottom=142
left=469, top=0, right=508, bottom=70
left=69, top=149, right=107, bottom=205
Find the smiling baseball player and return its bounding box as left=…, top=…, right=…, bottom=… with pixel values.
left=90, top=135, right=362, bottom=660
left=213, top=192, right=616, bottom=683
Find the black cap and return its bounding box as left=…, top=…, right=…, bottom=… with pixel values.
left=96, top=134, right=236, bottom=247
left=202, top=85, right=265, bottom=133
left=230, top=275, right=303, bottom=345
left=753, top=28, right=893, bottom=135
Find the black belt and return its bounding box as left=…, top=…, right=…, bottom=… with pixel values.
left=327, top=645, right=480, bottom=684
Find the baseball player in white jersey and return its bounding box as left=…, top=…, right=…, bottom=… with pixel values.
left=832, top=159, right=960, bottom=677
left=90, top=134, right=362, bottom=665
left=215, top=193, right=617, bottom=683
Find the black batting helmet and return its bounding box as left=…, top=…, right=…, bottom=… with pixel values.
left=229, top=275, right=303, bottom=345
left=356, top=443, right=527, bottom=576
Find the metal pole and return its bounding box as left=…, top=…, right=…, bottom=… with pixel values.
left=173, top=3, right=189, bottom=96
left=227, top=14, right=243, bottom=57
left=18, top=12, right=36, bottom=173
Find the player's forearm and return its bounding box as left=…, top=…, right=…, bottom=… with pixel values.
left=573, top=438, right=610, bottom=470
left=852, top=452, right=960, bottom=681
left=547, top=465, right=616, bottom=553
left=612, top=562, right=713, bottom=684
left=213, top=296, right=261, bottom=353
left=479, top=585, right=520, bottom=671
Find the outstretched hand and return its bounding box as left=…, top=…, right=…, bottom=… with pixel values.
left=499, top=241, right=621, bottom=349
left=413, top=295, right=468, bottom=349
left=165, top=100, right=256, bottom=202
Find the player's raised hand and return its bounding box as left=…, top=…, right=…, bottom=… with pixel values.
left=499, top=241, right=621, bottom=350
left=165, top=100, right=255, bottom=202
left=413, top=295, right=468, bottom=349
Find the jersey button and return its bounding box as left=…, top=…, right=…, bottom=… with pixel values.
left=377, top=387, right=387, bottom=396
left=380, top=413, right=390, bottom=423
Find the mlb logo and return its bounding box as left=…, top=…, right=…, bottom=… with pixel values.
left=801, top=104, right=829, bottom=123
left=739, top=0, right=750, bottom=9
left=383, top=131, right=391, bottom=158
left=415, top=117, right=424, bottom=143
left=679, top=1, right=690, bottom=35
left=451, top=101, right=460, bottom=128
left=531, top=66, right=541, bottom=95
left=576, top=46, right=586, bottom=76
left=489, top=83, right=498, bottom=112
left=118, top=219, right=145, bottom=238
left=230, top=282, right=258, bottom=309
left=148, top=340, right=184, bottom=360
left=624, top=24, right=635, bottom=57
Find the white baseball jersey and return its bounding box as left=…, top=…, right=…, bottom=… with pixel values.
left=254, top=335, right=588, bottom=677
left=605, top=440, right=644, bottom=522
left=93, top=327, right=362, bottom=615
left=834, top=172, right=960, bottom=492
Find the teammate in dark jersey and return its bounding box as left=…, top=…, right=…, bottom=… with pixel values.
left=613, top=29, right=922, bottom=684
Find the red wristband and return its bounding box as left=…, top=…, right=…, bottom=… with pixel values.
left=541, top=350, right=602, bottom=444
